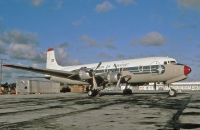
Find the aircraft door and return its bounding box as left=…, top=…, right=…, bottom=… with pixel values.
left=150, top=61, right=163, bottom=75
left=139, top=66, right=143, bottom=72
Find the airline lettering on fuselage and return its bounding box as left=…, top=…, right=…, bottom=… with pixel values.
left=95, top=64, right=165, bottom=75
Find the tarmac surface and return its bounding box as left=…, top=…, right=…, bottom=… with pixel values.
left=0, top=92, right=199, bottom=130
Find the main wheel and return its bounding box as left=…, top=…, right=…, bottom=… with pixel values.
left=88, top=89, right=99, bottom=97
left=168, top=89, right=177, bottom=97
left=123, top=89, right=132, bottom=95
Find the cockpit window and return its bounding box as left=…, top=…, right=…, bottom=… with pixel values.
left=170, top=61, right=176, bottom=64
left=164, top=61, right=176, bottom=65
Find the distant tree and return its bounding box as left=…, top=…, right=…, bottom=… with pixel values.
left=2, top=82, right=9, bottom=88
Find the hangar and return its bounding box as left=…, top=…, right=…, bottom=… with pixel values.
left=16, top=77, right=61, bottom=94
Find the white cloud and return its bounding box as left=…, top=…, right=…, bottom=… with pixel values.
left=140, top=32, right=165, bottom=46
left=80, top=35, right=97, bottom=46
left=55, top=0, right=64, bottom=9
left=173, top=22, right=197, bottom=29
left=0, top=17, right=4, bottom=32
left=1, top=30, right=38, bottom=45
left=117, top=0, right=135, bottom=6
left=55, top=47, right=68, bottom=62
left=97, top=52, right=113, bottom=60
left=8, top=44, right=38, bottom=60
left=177, top=0, right=200, bottom=10
left=0, top=30, right=78, bottom=65
left=0, top=40, right=6, bottom=53
left=0, top=30, right=45, bottom=63
left=72, top=20, right=82, bottom=27
left=72, top=16, right=86, bottom=27
left=116, top=54, right=126, bottom=60
left=80, top=35, right=117, bottom=49
left=96, top=1, right=114, bottom=13
left=104, top=38, right=116, bottom=49
left=0, top=30, right=80, bottom=82
left=54, top=47, right=80, bottom=66
left=32, top=0, right=44, bottom=7
left=57, top=42, right=68, bottom=48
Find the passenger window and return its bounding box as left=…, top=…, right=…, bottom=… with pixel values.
left=143, top=66, right=150, bottom=70
left=125, top=68, right=129, bottom=71
left=151, top=65, right=157, bottom=70
left=139, top=66, right=143, bottom=72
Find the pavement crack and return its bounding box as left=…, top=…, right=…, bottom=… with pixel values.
left=164, top=95, right=192, bottom=130
left=0, top=97, right=134, bottom=129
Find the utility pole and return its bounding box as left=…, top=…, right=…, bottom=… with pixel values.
left=0, top=59, right=6, bottom=87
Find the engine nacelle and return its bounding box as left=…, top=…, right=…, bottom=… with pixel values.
left=107, top=72, right=120, bottom=83
left=79, top=68, right=92, bottom=80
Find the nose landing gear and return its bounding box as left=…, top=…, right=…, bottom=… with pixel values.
left=168, top=88, right=177, bottom=97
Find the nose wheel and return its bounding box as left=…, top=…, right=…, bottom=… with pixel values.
left=168, top=89, right=177, bottom=97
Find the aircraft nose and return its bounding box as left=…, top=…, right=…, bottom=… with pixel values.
left=184, top=65, right=192, bottom=75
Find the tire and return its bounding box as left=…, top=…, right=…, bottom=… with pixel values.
left=168, top=89, right=177, bottom=97
left=88, top=90, right=99, bottom=97
left=123, top=89, right=132, bottom=95
left=88, top=90, right=93, bottom=96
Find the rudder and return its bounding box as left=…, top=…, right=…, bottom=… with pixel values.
left=46, top=48, right=61, bottom=69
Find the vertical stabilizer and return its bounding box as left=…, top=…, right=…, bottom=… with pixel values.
left=46, top=48, right=61, bottom=69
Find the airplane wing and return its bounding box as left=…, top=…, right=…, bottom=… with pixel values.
left=3, top=64, right=75, bottom=78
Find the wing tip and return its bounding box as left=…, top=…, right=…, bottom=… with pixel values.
left=47, top=48, right=54, bottom=52
left=2, top=64, right=12, bottom=67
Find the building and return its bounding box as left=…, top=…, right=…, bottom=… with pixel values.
left=139, top=82, right=200, bottom=92
left=105, top=82, right=200, bottom=92
left=16, top=77, right=61, bottom=94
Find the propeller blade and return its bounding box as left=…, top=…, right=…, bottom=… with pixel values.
left=114, top=64, right=117, bottom=70
left=95, top=62, right=102, bottom=71
left=114, top=64, right=119, bottom=72
left=116, top=76, right=121, bottom=89
left=114, top=64, right=121, bottom=72
left=92, top=75, right=98, bottom=89
left=90, top=62, right=102, bottom=90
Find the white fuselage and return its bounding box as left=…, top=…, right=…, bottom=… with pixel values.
left=58, top=57, right=176, bottom=72
left=46, top=49, right=189, bottom=84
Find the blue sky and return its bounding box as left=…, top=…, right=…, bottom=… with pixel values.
left=0, top=0, right=200, bottom=82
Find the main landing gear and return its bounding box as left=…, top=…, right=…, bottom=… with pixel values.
left=123, top=89, right=132, bottom=95
left=88, top=89, right=100, bottom=97
left=121, top=75, right=132, bottom=95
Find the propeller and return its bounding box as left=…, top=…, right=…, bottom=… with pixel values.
left=114, top=64, right=118, bottom=71
left=95, top=62, right=102, bottom=71
left=114, top=64, right=132, bottom=89
left=114, top=64, right=122, bottom=89
left=90, top=62, right=102, bottom=90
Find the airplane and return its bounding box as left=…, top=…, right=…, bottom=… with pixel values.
left=3, top=48, right=192, bottom=97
